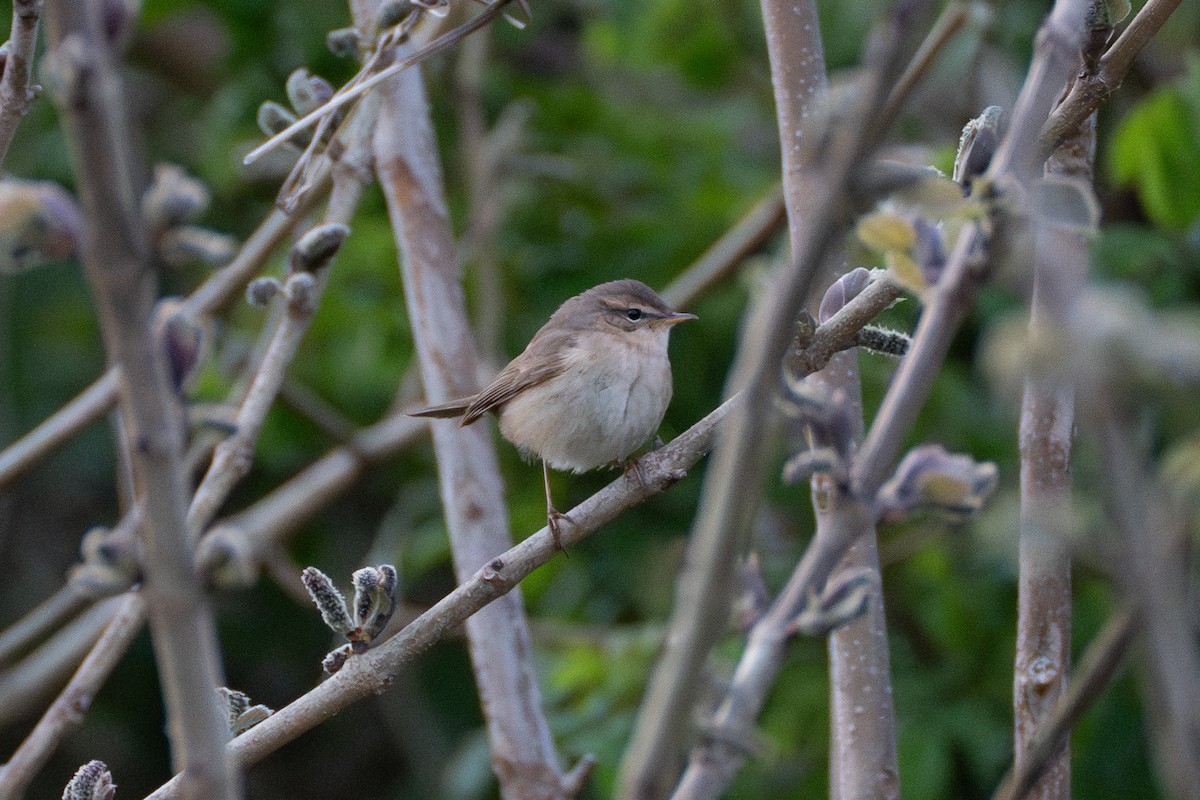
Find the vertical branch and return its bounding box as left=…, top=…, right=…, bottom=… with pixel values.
left=0, top=0, right=42, bottom=169
left=1093, top=413, right=1200, bottom=800
left=815, top=349, right=898, bottom=800
left=40, top=1, right=235, bottom=797
left=1014, top=109, right=1096, bottom=800
left=617, top=2, right=830, bottom=796
left=373, top=61, right=578, bottom=800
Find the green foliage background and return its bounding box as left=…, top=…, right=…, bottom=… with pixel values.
left=1, top=0, right=1199, bottom=797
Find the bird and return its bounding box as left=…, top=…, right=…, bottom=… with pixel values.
left=408, top=279, right=696, bottom=548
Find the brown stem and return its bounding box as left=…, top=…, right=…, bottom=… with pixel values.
left=815, top=347, right=898, bottom=799
left=994, top=605, right=1137, bottom=800
left=42, top=1, right=234, bottom=795
left=1013, top=94, right=1096, bottom=800
left=0, top=594, right=145, bottom=800
left=0, top=0, right=42, bottom=170
left=1040, top=0, right=1183, bottom=157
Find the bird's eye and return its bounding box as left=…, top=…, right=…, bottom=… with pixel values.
left=625, top=308, right=643, bottom=321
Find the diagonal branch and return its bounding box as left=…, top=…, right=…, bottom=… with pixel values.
left=1041, top=0, right=1182, bottom=156
left=0, top=594, right=145, bottom=800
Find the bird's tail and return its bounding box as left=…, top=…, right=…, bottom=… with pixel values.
left=406, top=398, right=473, bottom=421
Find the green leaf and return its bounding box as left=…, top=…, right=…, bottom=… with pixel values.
left=1109, top=61, right=1200, bottom=230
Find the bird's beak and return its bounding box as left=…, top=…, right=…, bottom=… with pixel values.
left=661, top=311, right=698, bottom=327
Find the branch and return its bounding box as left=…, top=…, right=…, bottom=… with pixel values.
left=617, top=0, right=908, bottom=788
left=0, top=587, right=91, bottom=670
left=144, top=396, right=734, bottom=800
left=1041, top=0, right=1182, bottom=157
left=0, top=594, right=145, bottom=800
left=1013, top=76, right=1096, bottom=800
left=42, top=1, right=234, bottom=794
left=187, top=110, right=374, bottom=538
left=994, top=605, right=1137, bottom=800
left=671, top=485, right=875, bottom=800
left=242, top=0, right=515, bottom=167
left=0, top=596, right=125, bottom=728
left=1093, top=410, right=1200, bottom=799
left=854, top=0, right=1094, bottom=498
left=0, top=179, right=318, bottom=494
left=811, top=289, right=897, bottom=798
left=0, top=369, right=119, bottom=494
left=0, top=0, right=42, bottom=170
left=374, top=53, right=577, bottom=798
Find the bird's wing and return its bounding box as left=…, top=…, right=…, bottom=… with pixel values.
left=461, top=331, right=573, bottom=425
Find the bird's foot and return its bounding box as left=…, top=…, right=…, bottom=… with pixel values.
left=621, top=457, right=648, bottom=489
left=548, top=507, right=573, bottom=553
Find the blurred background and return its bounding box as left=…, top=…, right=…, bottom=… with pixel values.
left=1, top=0, right=1198, bottom=796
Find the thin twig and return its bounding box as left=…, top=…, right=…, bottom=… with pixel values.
left=0, top=370, right=120, bottom=493
left=0, top=596, right=125, bottom=728
left=1041, top=0, right=1182, bottom=157
left=242, top=0, right=516, bottom=167
left=994, top=605, right=1137, bottom=800
left=0, top=586, right=91, bottom=668
left=0, top=0, right=43, bottom=170
left=0, top=181, right=319, bottom=494
left=0, top=594, right=145, bottom=800
left=878, top=1, right=971, bottom=131
left=187, top=106, right=376, bottom=538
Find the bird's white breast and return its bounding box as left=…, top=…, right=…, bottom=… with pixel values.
left=498, top=327, right=673, bottom=472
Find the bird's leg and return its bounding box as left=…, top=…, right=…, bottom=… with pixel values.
left=543, top=460, right=570, bottom=551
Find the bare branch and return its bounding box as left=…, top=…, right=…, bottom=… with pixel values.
left=0, top=597, right=124, bottom=728
left=1041, top=0, right=1183, bottom=156
left=0, top=370, right=120, bottom=493
left=661, top=185, right=786, bottom=313
left=187, top=112, right=374, bottom=538
left=242, top=0, right=516, bottom=167
left=42, top=0, right=234, bottom=794
left=0, top=0, right=43, bottom=169
left=994, top=606, right=1137, bottom=800
left=0, top=586, right=91, bottom=668
left=0, top=594, right=145, bottom=800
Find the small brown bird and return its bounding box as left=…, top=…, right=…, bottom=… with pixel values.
left=409, top=279, right=696, bottom=547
